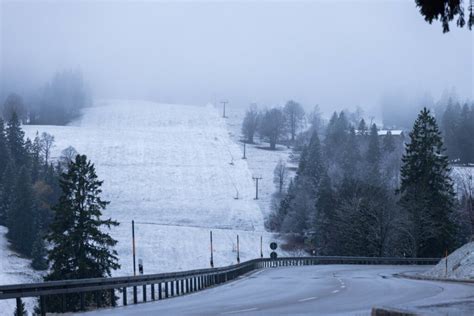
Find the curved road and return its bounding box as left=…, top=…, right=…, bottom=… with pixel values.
left=81, top=265, right=474, bottom=315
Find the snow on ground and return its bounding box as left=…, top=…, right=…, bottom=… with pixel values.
left=0, top=99, right=287, bottom=314
left=16, top=99, right=283, bottom=276
left=0, top=226, right=42, bottom=314
left=223, top=105, right=294, bottom=220
left=424, top=241, right=474, bottom=280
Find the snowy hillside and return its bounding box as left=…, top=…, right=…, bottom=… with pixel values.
left=424, top=241, right=474, bottom=280
left=223, top=106, right=293, bottom=219
left=0, top=227, right=42, bottom=313
left=1, top=100, right=283, bottom=287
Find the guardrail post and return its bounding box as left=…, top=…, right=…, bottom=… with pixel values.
left=61, top=293, right=66, bottom=312
left=193, top=277, right=197, bottom=291
left=171, top=281, right=174, bottom=296
left=96, top=291, right=102, bottom=308
left=158, top=283, right=162, bottom=299
left=16, top=298, right=22, bottom=316
left=151, top=283, right=155, bottom=300
left=123, top=287, right=127, bottom=305
left=186, top=278, right=190, bottom=292
left=80, top=292, right=85, bottom=310
left=40, top=295, right=46, bottom=316
left=133, top=286, right=138, bottom=304
left=181, top=279, right=184, bottom=294
left=110, top=289, right=116, bottom=307
left=143, top=284, right=147, bottom=302
left=165, top=281, right=169, bottom=298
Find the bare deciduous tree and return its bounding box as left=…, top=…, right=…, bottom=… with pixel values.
left=59, top=146, right=78, bottom=171
left=259, top=108, right=286, bottom=150
left=273, top=158, right=288, bottom=195
left=40, top=132, right=55, bottom=164
left=283, top=100, right=305, bottom=142
left=241, top=104, right=259, bottom=143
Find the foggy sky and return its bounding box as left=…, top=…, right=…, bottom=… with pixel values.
left=1, top=0, right=472, bottom=114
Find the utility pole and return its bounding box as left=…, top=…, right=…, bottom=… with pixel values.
left=221, top=100, right=228, bottom=118
left=252, top=175, right=262, bottom=200
left=132, top=220, right=136, bottom=276
left=260, top=235, right=263, bottom=258
left=210, top=231, right=214, bottom=268
left=237, top=235, right=240, bottom=264
left=242, top=142, right=247, bottom=159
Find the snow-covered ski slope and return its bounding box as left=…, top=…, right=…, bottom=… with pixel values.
left=17, top=100, right=281, bottom=276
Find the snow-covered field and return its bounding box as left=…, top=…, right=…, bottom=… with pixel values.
left=424, top=241, right=474, bottom=280
left=0, top=100, right=286, bottom=314
left=0, top=226, right=42, bottom=313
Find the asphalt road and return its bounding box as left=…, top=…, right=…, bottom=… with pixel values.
left=80, top=265, right=474, bottom=315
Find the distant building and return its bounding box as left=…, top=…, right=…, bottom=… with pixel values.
left=355, top=129, right=405, bottom=138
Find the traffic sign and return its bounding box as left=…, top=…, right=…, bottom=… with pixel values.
left=270, top=242, right=277, bottom=250
left=270, top=251, right=278, bottom=259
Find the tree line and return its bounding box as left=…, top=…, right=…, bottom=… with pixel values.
left=439, top=101, right=474, bottom=165
left=0, top=113, right=61, bottom=270
left=268, top=108, right=472, bottom=258
left=2, top=69, right=91, bottom=126
left=0, top=113, right=119, bottom=314
left=241, top=100, right=306, bottom=149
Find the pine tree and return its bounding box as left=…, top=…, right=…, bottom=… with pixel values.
left=0, top=119, right=12, bottom=224
left=31, top=232, right=48, bottom=270
left=341, top=127, right=361, bottom=181
left=366, top=123, right=381, bottom=179
left=6, top=112, right=29, bottom=167
left=7, top=167, right=36, bottom=256
left=0, top=163, right=16, bottom=225
left=312, top=172, right=336, bottom=255
left=441, top=101, right=461, bottom=161
left=45, top=155, right=119, bottom=312
left=383, top=130, right=396, bottom=153
left=357, top=118, right=368, bottom=135
left=298, top=130, right=324, bottom=187
left=0, top=118, right=10, bottom=177
left=399, top=108, right=456, bottom=257
left=280, top=130, right=325, bottom=236
left=366, top=124, right=380, bottom=165
left=458, top=103, right=474, bottom=164
left=30, top=132, right=44, bottom=183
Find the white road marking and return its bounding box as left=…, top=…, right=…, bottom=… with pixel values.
left=221, top=307, right=258, bottom=314
left=298, top=296, right=318, bottom=302
left=332, top=290, right=339, bottom=293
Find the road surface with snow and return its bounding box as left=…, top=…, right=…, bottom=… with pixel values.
left=79, top=265, right=474, bottom=315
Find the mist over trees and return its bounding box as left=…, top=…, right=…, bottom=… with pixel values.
left=440, top=101, right=474, bottom=164
left=269, top=106, right=469, bottom=258
left=241, top=104, right=259, bottom=144
left=241, top=101, right=307, bottom=149
left=1, top=69, right=91, bottom=126
left=283, top=100, right=305, bottom=142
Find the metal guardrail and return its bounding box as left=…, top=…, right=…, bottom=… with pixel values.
left=0, top=256, right=439, bottom=315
